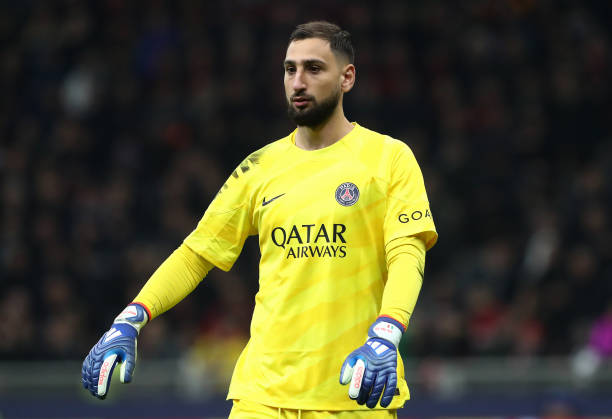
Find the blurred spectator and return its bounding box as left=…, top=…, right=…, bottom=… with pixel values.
left=589, top=303, right=612, bottom=358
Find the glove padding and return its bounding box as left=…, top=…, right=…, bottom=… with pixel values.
left=82, top=303, right=148, bottom=399
left=340, top=317, right=405, bottom=408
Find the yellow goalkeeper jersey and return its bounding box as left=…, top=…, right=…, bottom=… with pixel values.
left=183, top=123, right=437, bottom=410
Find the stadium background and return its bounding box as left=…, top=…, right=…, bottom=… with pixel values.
left=1, top=0, right=611, bottom=418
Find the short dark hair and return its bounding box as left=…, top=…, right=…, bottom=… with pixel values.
left=289, top=21, right=354, bottom=64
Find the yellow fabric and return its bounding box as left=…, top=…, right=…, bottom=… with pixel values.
left=133, top=243, right=213, bottom=319
left=184, top=123, right=438, bottom=410
left=379, top=235, right=426, bottom=328
left=229, top=399, right=397, bottom=419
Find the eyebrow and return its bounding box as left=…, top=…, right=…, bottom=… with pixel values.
left=283, top=59, right=327, bottom=67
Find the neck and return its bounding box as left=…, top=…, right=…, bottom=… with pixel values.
left=294, top=108, right=354, bottom=151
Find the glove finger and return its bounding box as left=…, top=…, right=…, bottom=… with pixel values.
left=82, top=352, right=101, bottom=396
left=82, top=355, right=91, bottom=390
left=119, top=354, right=135, bottom=383
left=356, top=361, right=375, bottom=405
left=97, top=353, right=119, bottom=398
left=366, top=371, right=387, bottom=408
left=348, top=358, right=366, bottom=400
left=379, top=372, right=398, bottom=408
left=339, top=355, right=356, bottom=385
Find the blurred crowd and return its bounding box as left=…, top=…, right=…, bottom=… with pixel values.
left=1, top=0, right=611, bottom=372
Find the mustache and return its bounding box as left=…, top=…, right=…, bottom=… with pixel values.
left=290, top=93, right=315, bottom=101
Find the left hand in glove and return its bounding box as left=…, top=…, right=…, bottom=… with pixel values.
left=339, top=316, right=405, bottom=408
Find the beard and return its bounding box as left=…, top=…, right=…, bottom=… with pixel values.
left=287, top=87, right=341, bottom=127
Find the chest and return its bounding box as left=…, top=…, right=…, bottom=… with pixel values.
left=252, top=158, right=387, bottom=240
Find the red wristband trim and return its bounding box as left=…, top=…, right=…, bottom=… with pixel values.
left=378, top=315, right=407, bottom=332
left=131, top=301, right=152, bottom=322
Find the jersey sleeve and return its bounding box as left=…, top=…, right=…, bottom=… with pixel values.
left=383, top=141, right=438, bottom=250
left=183, top=163, right=257, bottom=271
left=133, top=244, right=213, bottom=319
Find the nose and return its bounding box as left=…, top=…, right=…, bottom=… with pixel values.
left=292, top=69, right=307, bottom=92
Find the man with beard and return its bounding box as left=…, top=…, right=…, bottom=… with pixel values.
left=82, top=21, right=438, bottom=418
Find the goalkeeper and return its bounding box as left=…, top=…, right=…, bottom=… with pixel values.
left=82, top=21, right=437, bottom=418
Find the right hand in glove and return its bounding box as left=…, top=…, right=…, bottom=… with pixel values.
left=81, top=303, right=149, bottom=399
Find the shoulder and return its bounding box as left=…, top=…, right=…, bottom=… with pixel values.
left=214, top=134, right=292, bottom=199
left=238, top=134, right=293, bottom=172
left=353, top=124, right=416, bottom=163
left=228, top=134, right=293, bottom=185
left=355, top=124, right=409, bottom=148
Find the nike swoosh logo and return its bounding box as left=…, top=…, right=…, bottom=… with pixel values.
left=262, top=193, right=285, bottom=206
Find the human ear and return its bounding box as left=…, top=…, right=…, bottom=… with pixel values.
left=341, top=64, right=356, bottom=92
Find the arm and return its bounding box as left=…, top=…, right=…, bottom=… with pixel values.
left=340, top=140, right=435, bottom=408
left=339, top=235, right=426, bottom=408
left=379, top=235, right=426, bottom=328
left=81, top=243, right=213, bottom=399
left=133, top=243, right=214, bottom=319
left=82, top=151, right=258, bottom=399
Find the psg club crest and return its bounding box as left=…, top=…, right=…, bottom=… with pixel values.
left=335, top=182, right=360, bottom=206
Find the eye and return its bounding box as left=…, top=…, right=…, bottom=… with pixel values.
left=285, top=66, right=296, bottom=75
left=309, top=65, right=321, bottom=73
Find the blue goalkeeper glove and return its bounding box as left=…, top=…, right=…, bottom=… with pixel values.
left=340, top=317, right=405, bottom=408
left=82, top=303, right=149, bottom=399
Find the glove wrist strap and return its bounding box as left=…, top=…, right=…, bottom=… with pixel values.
left=113, top=303, right=149, bottom=334
left=368, top=317, right=404, bottom=348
